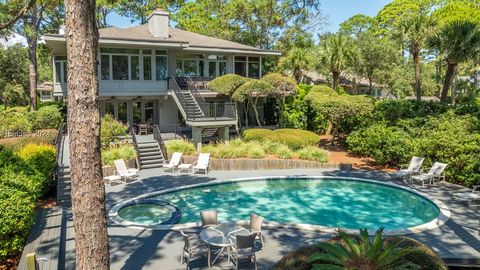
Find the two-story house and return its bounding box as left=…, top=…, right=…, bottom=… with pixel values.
left=44, top=9, right=281, bottom=145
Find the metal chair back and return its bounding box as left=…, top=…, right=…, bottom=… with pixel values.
left=250, top=213, right=264, bottom=233
left=200, top=210, right=217, bottom=227
left=236, top=233, right=257, bottom=249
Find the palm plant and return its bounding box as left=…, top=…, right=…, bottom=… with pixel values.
left=400, top=11, right=436, bottom=101
left=428, top=20, right=480, bottom=103
left=317, top=33, right=357, bottom=91
left=308, top=228, right=418, bottom=270
left=277, top=47, right=313, bottom=84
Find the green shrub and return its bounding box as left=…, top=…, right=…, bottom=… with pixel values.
left=243, top=128, right=319, bottom=150
left=0, top=184, right=35, bottom=258
left=0, top=129, right=56, bottom=152
left=208, top=74, right=249, bottom=96
left=347, top=123, right=413, bottom=165
left=18, top=143, right=56, bottom=182
left=273, top=232, right=446, bottom=270
left=310, top=85, right=337, bottom=96
left=28, top=105, right=63, bottom=131
left=0, top=149, right=48, bottom=199
left=102, top=144, right=136, bottom=165
left=165, top=139, right=196, bottom=155
left=242, top=128, right=279, bottom=142
left=276, top=128, right=320, bottom=149
left=0, top=111, right=32, bottom=137
left=101, top=114, right=128, bottom=149
left=296, top=146, right=328, bottom=162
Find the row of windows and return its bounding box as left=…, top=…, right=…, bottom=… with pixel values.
left=100, top=49, right=167, bottom=81
left=54, top=50, right=262, bottom=82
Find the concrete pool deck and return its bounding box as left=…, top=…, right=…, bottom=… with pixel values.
left=52, top=168, right=480, bottom=270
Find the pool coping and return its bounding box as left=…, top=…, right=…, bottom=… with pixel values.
left=108, top=175, right=451, bottom=236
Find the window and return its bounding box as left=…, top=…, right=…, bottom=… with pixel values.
left=54, top=56, right=67, bottom=83
left=131, top=56, right=139, bottom=80
left=112, top=55, right=128, bottom=80
left=118, top=102, right=127, bottom=123
left=143, top=56, right=152, bottom=80
left=176, top=54, right=206, bottom=76
left=100, top=48, right=139, bottom=54
left=105, top=101, right=115, bottom=116
left=234, top=56, right=261, bottom=78
left=234, top=56, right=246, bottom=77
left=155, top=50, right=167, bottom=80
left=208, top=62, right=216, bottom=77
left=248, top=57, right=260, bottom=78
left=207, top=55, right=227, bottom=77
left=101, top=55, right=110, bottom=80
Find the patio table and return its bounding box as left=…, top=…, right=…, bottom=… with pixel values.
left=199, top=222, right=249, bottom=266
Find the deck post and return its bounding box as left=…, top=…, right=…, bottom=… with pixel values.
left=218, top=126, right=229, bottom=142
left=192, top=126, right=203, bottom=145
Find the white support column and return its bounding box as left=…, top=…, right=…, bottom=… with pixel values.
left=259, top=56, right=262, bottom=78
left=127, top=101, right=134, bottom=126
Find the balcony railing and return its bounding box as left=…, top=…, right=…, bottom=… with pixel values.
left=185, top=102, right=236, bottom=121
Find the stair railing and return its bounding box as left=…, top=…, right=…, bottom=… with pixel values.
left=153, top=125, right=168, bottom=162
left=129, top=126, right=141, bottom=169
left=185, top=76, right=208, bottom=116
left=169, top=76, right=199, bottom=120
left=55, top=122, right=66, bottom=204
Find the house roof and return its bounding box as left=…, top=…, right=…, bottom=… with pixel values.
left=44, top=24, right=281, bottom=56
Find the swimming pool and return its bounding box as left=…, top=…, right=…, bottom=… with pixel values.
left=109, top=176, right=450, bottom=234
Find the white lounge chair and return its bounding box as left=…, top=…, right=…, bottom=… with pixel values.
left=391, top=156, right=424, bottom=180
left=454, top=186, right=480, bottom=206
left=410, top=162, right=447, bottom=186
left=192, top=153, right=210, bottom=174
left=114, top=159, right=139, bottom=181
left=163, top=152, right=183, bottom=172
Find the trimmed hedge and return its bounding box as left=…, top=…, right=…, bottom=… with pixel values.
left=242, top=128, right=320, bottom=150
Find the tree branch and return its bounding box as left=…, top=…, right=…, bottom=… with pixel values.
left=0, top=0, right=36, bottom=30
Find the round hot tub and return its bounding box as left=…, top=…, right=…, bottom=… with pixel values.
left=110, top=198, right=181, bottom=228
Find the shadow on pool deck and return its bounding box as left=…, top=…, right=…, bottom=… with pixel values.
left=58, top=168, right=480, bottom=270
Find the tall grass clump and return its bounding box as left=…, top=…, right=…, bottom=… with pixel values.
left=297, top=146, right=328, bottom=162
left=165, top=139, right=196, bottom=155
left=102, top=144, right=136, bottom=165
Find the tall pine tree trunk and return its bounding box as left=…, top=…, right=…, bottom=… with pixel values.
left=412, top=48, right=422, bottom=101
left=64, top=0, right=110, bottom=269
left=440, top=62, right=457, bottom=103
left=26, top=14, right=38, bottom=111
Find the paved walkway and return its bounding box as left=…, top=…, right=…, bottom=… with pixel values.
left=56, top=168, right=480, bottom=270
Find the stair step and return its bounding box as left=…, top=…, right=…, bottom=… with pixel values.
left=141, top=159, right=164, bottom=165
left=140, top=154, right=163, bottom=161
left=138, top=143, right=159, bottom=149
left=141, top=163, right=164, bottom=169
left=139, top=151, right=162, bottom=158
left=138, top=147, right=160, bottom=153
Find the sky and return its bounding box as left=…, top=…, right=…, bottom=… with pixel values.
left=2, top=0, right=392, bottom=46
left=107, top=0, right=393, bottom=33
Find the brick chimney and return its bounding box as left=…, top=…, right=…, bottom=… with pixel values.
left=148, top=9, right=169, bottom=38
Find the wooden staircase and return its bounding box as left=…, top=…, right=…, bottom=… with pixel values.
left=136, top=139, right=165, bottom=169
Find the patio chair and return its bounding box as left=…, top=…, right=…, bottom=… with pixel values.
left=200, top=209, right=218, bottom=227
left=179, top=229, right=205, bottom=270
left=410, top=162, right=448, bottom=186
left=230, top=233, right=261, bottom=270
left=454, top=186, right=480, bottom=206
left=391, top=156, right=424, bottom=180
left=114, top=159, right=139, bottom=181
left=193, top=153, right=210, bottom=174
left=249, top=213, right=265, bottom=249
left=163, top=152, right=183, bottom=172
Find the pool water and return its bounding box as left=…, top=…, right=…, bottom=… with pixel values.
left=155, top=178, right=440, bottom=230
left=118, top=203, right=173, bottom=225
